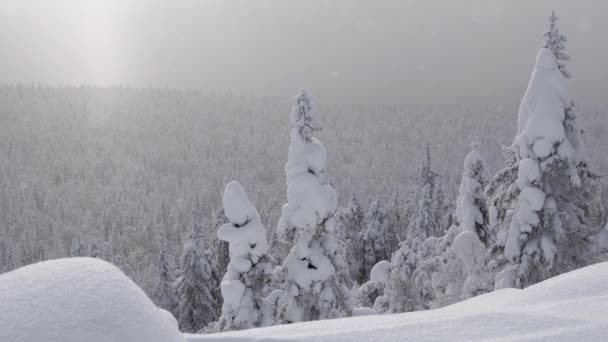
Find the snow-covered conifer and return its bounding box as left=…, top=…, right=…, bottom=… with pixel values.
left=490, top=48, right=598, bottom=289
left=434, top=182, right=454, bottom=235
left=175, top=212, right=219, bottom=332
left=543, top=11, right=571, bottom=79
left=213, top=181, right=273, bottom=332
left=451, top=142, right=491, bottom=298
left=335, top=194, right=366, bottom=284
left=407, top=144, right=439, bottom=248
left=210, top=208, right=230, bottom=286
left=455, top=141, right=490, bottom=243
left=374, top=243, right=416, bottom=314
left=362, top=199, right=389, bottom=281
left=384, top=192, right=404, bottom=256
left=274, top=90, right=352, bottom=323
left=152, top=244, right=178, bottom=314
left=352, top=260, right=390, bottom=310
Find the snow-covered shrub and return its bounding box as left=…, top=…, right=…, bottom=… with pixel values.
left=374, top=242, right=417, bottom=314
left=352, top=260, right=390, bottom=310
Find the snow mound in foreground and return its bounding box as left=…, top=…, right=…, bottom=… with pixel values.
left=187, top=261, right=608, bottom=342
left=0, top=257, right=185, bottom=342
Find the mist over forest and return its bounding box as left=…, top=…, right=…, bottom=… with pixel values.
left=1, top=1, right=608, bottom=341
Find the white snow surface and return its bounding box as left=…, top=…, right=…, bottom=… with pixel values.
left=219, top=180, right=269, bottom=265
left=369, top=260, right=391, bottom=283
left=0, top=257, right=185, bottom=342
left=516, top=48, right=570, bottom=146
left=187, top=261, right=608, bottom=342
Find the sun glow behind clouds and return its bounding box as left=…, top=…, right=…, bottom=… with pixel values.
left=5, top=0, right=129, bottom=85
left=68, top=1, right=127, bottom=85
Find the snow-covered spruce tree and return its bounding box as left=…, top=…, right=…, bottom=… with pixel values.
left=543, top=11, right=571, bottom=79
left=210, top=208, right=230, bottom=286
left=489, top=48, right=598, bottom=289
left=335, top=194, right=366, bottom=285
left=212, top=181, right=273, bottom=332
left=175, top=212, right=219, bottom=332
left=352, top=260, right=390, bottom=310
left=455, top=141, right=490, bottom=244
left=406, top=144, right=439, bottom=248
left=451, top=141, right=491, bottom=299
left=274, top=90, right=352, bottom=323
left=384, top=192, right=405, bottom=256
left=373, top=145, right=454, bottom=313
left=435, top=181, right=455, bottom=234
left=373, top=242, right=417, bottom=314
left=361, top=199, right=389, bottom=282
left=152, top=243, right=178, bottom=314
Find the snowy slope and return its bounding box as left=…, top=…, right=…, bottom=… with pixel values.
left=0, top=258, right=185, bottom=342
left=187, top=261, right=608, bottom=342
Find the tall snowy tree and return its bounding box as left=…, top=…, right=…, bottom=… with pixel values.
left=212, top=181, right=273, bottom=332
left=489, top=48, right=598, bottom=289
left=407, top=144, right=439, bottom=248
left=384, top=192, right=405, bottom=255
left=543, top=11, right=571, bottom=79
left=450, top=141, right=492, bottom=299
left=175, top=212, right=219, bottom=332
left=152, top=243, right=178, bottom=314
left=273, top=90, right=353, bottom=323
left=455, top=141, right=491, bottom=244
left=335, top=194, right=366, bottom=285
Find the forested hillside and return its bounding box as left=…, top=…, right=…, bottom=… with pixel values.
left=1, top=82, right=607, bottom=331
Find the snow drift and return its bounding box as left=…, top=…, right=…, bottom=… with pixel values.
left=187, top=261, right=608, bottom=342
left=0, top=257, right=185, bottom=342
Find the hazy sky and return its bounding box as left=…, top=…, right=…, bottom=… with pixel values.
left=0, top=0, right=606, bottom=105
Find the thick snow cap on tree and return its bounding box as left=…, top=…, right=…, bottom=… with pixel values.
left=219, top=180, right=269, bottom=266
left=215, top=180, right=272, bottom=331
left=0, top=258, right=185, bottom=342
left=370, top=260, right=391, bottom=283
left=502, top=48, right=586, bottom=270
left=452, top=231, right=485, bottom=273
left=280, top=90, right=337, bottom=233
left=455, top=144, right=488, bottom=234
left=274, top=90, right=350, bottom=323
left=516, top=48, right=570, bottom=161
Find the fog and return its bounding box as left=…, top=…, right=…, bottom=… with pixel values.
left=1, top=0, right=606, bottom=105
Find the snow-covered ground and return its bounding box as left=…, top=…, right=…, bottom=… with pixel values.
left=0, top=258, right=185, bottom=342
left=2, top=257, right=607, bottom=341
left=187, top=261, right=608, bottom=342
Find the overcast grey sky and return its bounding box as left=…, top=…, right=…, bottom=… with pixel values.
left=0, top=0, right=606, bottom=105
